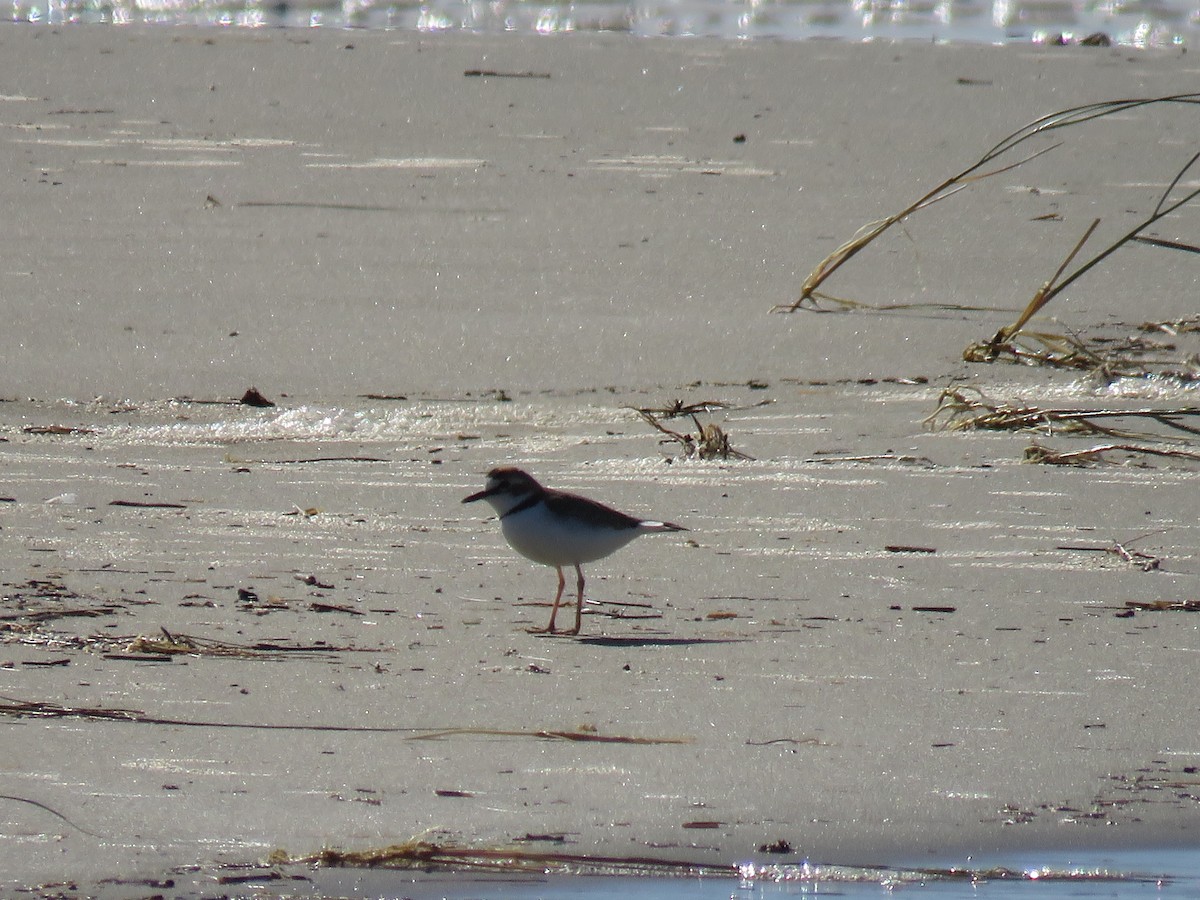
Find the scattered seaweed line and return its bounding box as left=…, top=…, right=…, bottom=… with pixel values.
left=1122, top=599, right=1200, bottom=612
left=779, top=296, right=1013, bottom=315
left=925, top=388, right=1200, bottom=465
left=408, top=727, right=690, bottom=745
left=279, top=838, right=738, bottom=876
left=271, top=839, right=1154, bottom=883
left=805, top=452, right=937, bottom=466
left=744, top=737, right=824, bottom=746
left=5, top=627, right=376, bottom=660
left=0, top=696, right=426, bottom=731
left=0, top=697, right=686, bottom=743
left=1, top=606, right=118, bottom=625
left=122, top=628, right=369, bottom=659
left=924, top=387, right=1200, bottom=440
left=224, top=453, right=390, bottom=465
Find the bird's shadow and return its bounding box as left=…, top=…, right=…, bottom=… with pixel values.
left=554, top=635, right=751, bottom=648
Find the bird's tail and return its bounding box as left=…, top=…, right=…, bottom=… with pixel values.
left=640, top=520, right=688, bottom=533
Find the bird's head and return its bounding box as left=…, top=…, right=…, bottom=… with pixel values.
left=462, top=467, right=543, bottom=516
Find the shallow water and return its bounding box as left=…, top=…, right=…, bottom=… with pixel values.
left=7, top=0, right=1199, bottom=45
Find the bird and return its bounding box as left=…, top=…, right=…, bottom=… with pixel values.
left=462, top=467, right=687, bottom=635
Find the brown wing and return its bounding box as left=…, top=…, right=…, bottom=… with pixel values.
left=543, top=490, right=643, bottom=531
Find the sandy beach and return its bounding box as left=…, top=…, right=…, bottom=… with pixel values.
left=1, top=25, right=1199, bottom=895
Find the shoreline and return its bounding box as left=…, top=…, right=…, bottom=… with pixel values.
left=3, top=2, right=1196, bottom=48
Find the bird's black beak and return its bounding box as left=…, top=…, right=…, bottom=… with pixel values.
left=462, top=487, right=495, bottom=504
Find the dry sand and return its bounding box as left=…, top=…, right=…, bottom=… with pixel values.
left=1, top=24, right=1199, bottom=895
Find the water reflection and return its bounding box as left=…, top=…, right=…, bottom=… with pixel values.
left=4, top=0, right=1196, bottom=44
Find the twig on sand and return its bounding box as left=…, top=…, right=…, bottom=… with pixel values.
left=1057, top=532, right=1165, bottom=571
left=1139, top=315, right=1200, bottom=336
left=631, top=406, right=754, bottom=461
left=1122, top=599, right=1200, bottom=613
left=4, top=626, right=369, bottom=660
left=408, top=727, right=689, bottom=744
left=0, top=794, right=110, bottom=839
left=278, top=838, right=737, bottom=875
left=629, top=399, right=729, bottom=418
left=1023, top=441, right=1200, bottom=467
left=0, top=696, right=686, bottom=744
left=121, top=628, right=361, bottom=659
left=273, top=838, right=1145, bottom=882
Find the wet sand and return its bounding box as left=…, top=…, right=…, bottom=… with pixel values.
left=1, top=25, right=1199, bottom=895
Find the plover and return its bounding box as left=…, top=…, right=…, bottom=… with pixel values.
left=462, top=467, right=687, bottom=635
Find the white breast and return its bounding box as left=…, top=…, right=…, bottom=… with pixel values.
left=500, top=501, right=642, bottom=566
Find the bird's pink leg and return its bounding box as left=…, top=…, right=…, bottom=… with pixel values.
left=532, top=566, right=567, bottom=634
left=567, top=564, right=586, bottom=636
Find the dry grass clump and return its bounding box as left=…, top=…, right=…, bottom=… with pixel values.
left=776, top=94, right=1200, bottom=318
left=963, top=152, right=1200, bottom=373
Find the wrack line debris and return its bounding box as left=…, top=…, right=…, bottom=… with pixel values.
left=0, top=696, right=689, bottom=744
